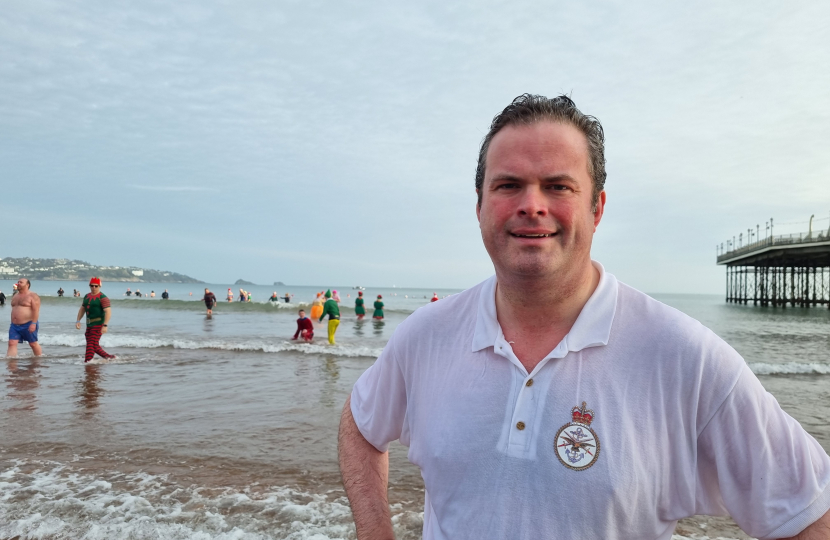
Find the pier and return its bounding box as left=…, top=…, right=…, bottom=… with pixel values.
left=716, top=216, right=830, bottom=308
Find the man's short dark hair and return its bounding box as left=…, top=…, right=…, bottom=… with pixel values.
left=23, top=278, right=31, bottom=287
left=475, top=94, right=607, bottom=210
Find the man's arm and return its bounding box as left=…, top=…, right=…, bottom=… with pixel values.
left=102, top=307, right=112, bottom=334
left=339, top=396, right=395, bottom=540
left=29, top=295, right=40, bottom=331
left=76, top=303, right=86, bottom=329
left=780, top=510, right=830, bottom=540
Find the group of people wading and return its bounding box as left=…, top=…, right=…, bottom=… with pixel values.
left=6, top=276, right=114, bottom=363
left=291, top=289, right=390, bottom=345
left=295, top=290, right=386, bottom=345
left=6, top=277, right=402, bottom=360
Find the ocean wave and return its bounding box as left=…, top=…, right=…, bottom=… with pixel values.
left=39, top=296, right=418, bottom=314
left=0, top=459, right=423, bottom=540
left=748, top=362, right=830, bottom=375
left=37, top=333, right=384, bottom=359
left=41, top=296, right=313, bottom=311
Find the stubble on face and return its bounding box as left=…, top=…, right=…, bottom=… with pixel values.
left=476, top=121, right=602, bottom=285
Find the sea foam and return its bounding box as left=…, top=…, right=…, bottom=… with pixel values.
left=0, top=459, right=423, bottom=540
left=747, top=362, right=830, bottom=375
left=37, top=333, right=384, bottom=359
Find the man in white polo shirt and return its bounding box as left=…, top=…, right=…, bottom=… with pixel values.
left=338, top=94, right=830, bottom=540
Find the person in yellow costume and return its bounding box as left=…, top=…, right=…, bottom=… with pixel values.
left=310, top=292, right=324, bottom=320
left=319, top=289, right=340, bottom=344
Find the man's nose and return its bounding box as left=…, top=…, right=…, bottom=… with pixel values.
left=517, top=186, right=547, bottom=216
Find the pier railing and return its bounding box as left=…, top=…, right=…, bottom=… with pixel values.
left=716, top=231, right=830, bottom=264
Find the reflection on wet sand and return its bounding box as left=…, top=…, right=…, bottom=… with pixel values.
left=373, top=320, right=385, bottom=336
left=319, top=356, right=340, bottom=408
left=5, top=357, right=43, bottom=411
left=354, top=319, right=365, bottom=337
left=77, top=364, right=105, bottom=411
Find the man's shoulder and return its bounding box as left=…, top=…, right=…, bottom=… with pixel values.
left=613, top=281, right=737, bottom=359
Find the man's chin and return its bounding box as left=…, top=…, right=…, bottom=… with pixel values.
left=500, top=257, right=561, bottom=279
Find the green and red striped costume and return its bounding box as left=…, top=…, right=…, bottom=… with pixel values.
left=83, top=292, right=114, bottom=362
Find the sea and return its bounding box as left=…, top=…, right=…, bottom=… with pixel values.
left=1, top=279, right=829, bottom=540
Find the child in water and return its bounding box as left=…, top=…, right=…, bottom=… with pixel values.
left=292, top=309, right=314, bottom=343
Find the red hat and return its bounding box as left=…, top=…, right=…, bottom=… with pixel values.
left=377, top=294, right=382, bottom=299
left=89, top=277, right=102, bottom=286
left=358, top=291, right=363, bottom=295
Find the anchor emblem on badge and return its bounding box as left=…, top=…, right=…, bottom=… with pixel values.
left=555, top=401, right=600, bottom=471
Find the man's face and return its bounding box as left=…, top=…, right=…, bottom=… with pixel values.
left=299, top=310, right=306, bottom=317
left=16, top=279, right=28, bottom=292
left=476, top=121, right=605, bottom=280
left=205, top=289, right=210, bottom=294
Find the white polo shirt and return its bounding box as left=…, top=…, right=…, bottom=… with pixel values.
left=351, top=263, right=830, bottom=540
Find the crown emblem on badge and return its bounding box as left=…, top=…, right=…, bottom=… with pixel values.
left=571, top=402, right=594, bottom=426
left=555, top=401, right=600, bottom=471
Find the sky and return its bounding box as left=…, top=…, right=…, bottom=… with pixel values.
left=2, top=0, right=828, bottom=292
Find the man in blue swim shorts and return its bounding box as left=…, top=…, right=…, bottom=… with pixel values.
left=7, top=277, right=42, bottom=357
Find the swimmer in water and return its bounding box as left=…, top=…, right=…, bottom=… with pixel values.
left=319, top=289, right=340, bottom=345
left=227, top=288, right=233, bottom=302
left=373, top=295, right=384, bottom=320
left=355, top=291, right=366, bottom=320
left=201, top=288, right=217, bottom=316
left=292, top=309, right=314, bottom=343
left=431, top=292, right=439, bottom=302
left=269, top=292, right=280, bottom=303
left=7, top=278, right=42, bottom=357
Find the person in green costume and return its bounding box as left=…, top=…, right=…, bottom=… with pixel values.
left=372, top=295, right=384, bottom=320
left=319, top=289, right=341, bottom=344
left=75, top=277, right=115, bottom=363
left=355, top=291, right=366, bottom=320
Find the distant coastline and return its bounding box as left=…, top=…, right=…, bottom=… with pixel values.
left=0, top=257, right=202, bottom=283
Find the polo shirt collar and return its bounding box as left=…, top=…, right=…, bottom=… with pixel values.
left=471, top=261, right=618, bottom=355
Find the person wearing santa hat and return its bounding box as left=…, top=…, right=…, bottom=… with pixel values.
left=75, top=277, right=115, bottom=362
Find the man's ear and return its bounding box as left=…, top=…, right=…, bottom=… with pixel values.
left=593, top=190, right=606, bottom=232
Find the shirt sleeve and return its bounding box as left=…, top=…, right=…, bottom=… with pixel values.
left=350, top=337, right=408, bottom=452
left=100, top=296, right=111, bottom=309
left=695, top=364, right=830, bottom=539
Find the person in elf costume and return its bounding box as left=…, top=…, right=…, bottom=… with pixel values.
left=318, top=289, right=341, bottom=345
left=372, top=295, right=384, bottom=320
left=354, top=291, right=366, bottom=320
left=75, top=277, right=115, bottom=362
left=310, top=292, right=324, bottom=320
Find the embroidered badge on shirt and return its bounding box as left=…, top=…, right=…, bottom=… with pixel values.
left=555, top=401, right=600, bottom=471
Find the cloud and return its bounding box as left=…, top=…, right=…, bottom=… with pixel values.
left=127, top=184, right=218, bottom=192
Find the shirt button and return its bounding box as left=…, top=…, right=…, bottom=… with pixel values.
left=516, top=421, right=525, bottom=430
left=526, top=379, right=533, bottom=387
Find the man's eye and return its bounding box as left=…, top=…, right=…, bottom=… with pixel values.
left=495, top=183, right=518, bottom=189
left=547, top=184, right=570, bottom=191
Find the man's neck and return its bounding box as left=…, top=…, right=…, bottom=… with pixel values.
left=494, top=260, right=600, bottom=371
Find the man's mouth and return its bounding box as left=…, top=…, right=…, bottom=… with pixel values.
left=510, top=232, right=556, bottom=238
